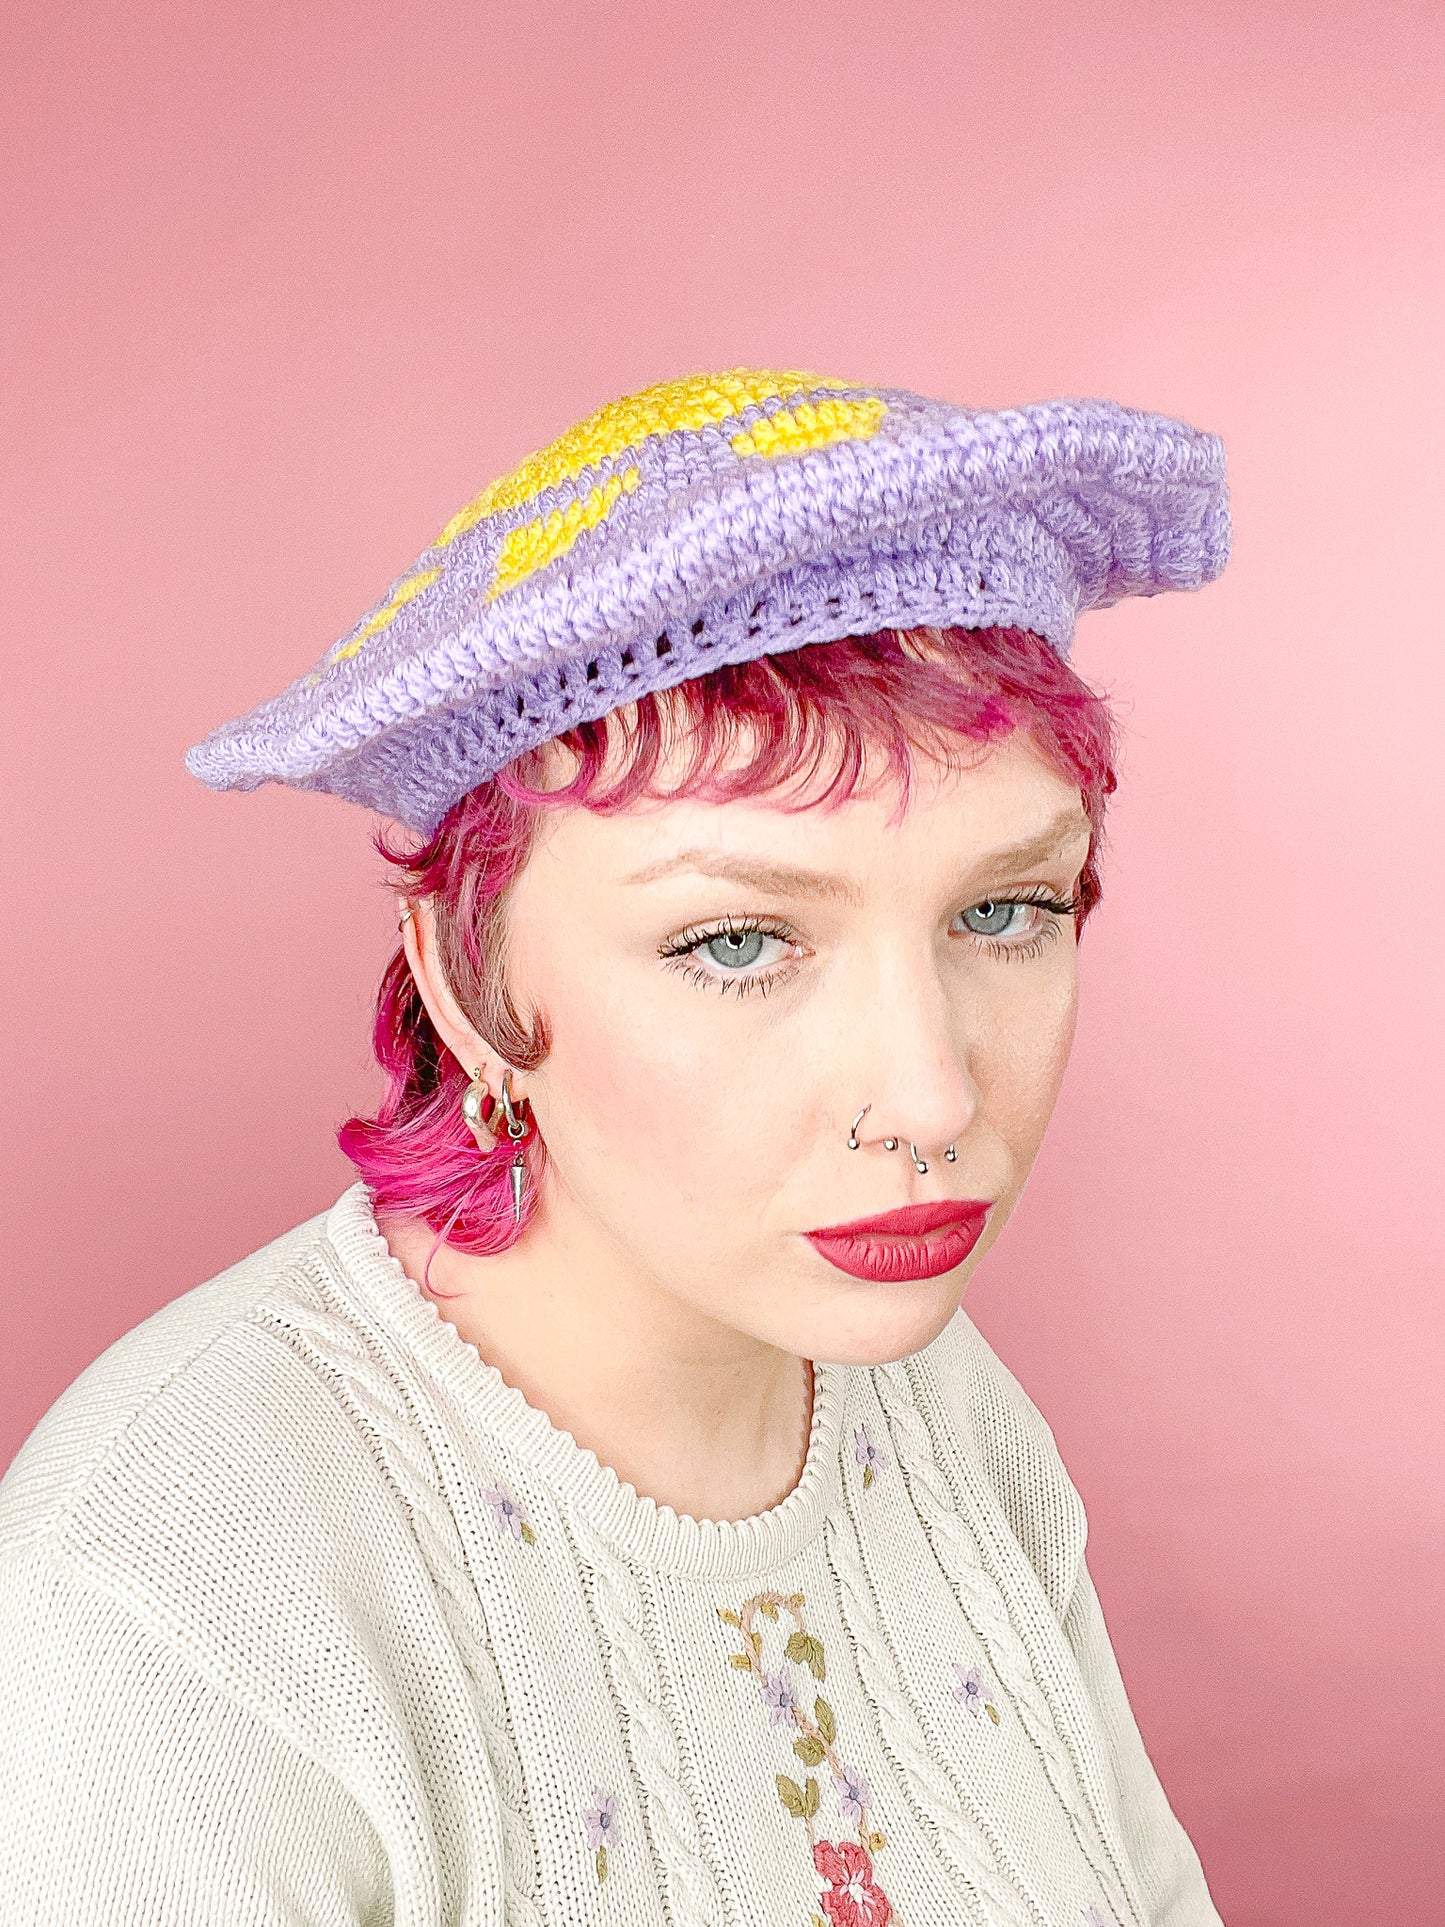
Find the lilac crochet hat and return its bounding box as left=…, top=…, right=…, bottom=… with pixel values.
left=184, top=367, right=1230, bottom=834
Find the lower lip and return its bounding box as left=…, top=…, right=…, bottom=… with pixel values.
left=803, top=1209, right=989, bottom=1283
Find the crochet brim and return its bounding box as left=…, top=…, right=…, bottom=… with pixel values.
left=184, top=375, right=1229, bottom=835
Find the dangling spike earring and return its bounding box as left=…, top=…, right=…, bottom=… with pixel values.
left=499, top=1070, right=531, bottom=1226
left=847, top=1104, right=870, bottom=1149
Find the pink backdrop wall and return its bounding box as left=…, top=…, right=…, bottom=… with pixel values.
left=5, top=4, right=1442, bottom=1919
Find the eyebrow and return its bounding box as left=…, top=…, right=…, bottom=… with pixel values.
left=619, top=807, right=1092, bottom=904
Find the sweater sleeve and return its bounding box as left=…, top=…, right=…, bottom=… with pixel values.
left=0, top=1543, right=390, bottom=1927
left=1059, top=1555, right=1225, bottom=1927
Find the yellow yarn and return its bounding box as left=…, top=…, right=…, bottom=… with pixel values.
left=730, top=395, right=887, bottom=461
left=433, top=368, right=857, bottom=553
left=487, top=466, right=641, bottom=601
left=330, top=564, right=442, bottom=664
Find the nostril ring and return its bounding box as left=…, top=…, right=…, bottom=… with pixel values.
left=909, top=1141, right=928, bottom=1173
left=847, top=1104, right=870, bottom=1150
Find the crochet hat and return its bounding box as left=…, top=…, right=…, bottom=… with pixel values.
left=184, top=367, right=1230, bottom=834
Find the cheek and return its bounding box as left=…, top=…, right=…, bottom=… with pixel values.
left=534, top=965, right=780, bottom=1219
left=974, top=966, right=1079, bottom=1146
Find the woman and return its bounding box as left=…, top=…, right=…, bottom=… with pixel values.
left=0, top=369, right=1231, bottom=1925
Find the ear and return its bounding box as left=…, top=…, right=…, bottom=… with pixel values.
left=398, top=896, right=501, bottom=1084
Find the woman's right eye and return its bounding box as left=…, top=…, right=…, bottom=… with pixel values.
left=697, top=928, right=785, bottom=971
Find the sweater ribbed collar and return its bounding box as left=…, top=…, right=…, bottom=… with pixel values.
left=321, top=1180, right=851, bottom=1580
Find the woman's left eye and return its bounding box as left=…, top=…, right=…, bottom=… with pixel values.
left=959, top=899, right=1036, bottom=939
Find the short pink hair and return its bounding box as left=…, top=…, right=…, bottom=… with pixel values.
left=339, top=626, right=1119, bottom=1283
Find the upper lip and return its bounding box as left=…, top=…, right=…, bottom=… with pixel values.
left=805, top=1200, right=990, bottom=1238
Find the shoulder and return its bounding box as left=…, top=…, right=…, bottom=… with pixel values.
left=0, top=1190, right=442, bottom=1740
left=0, top=1196, right=342, bottom=1553
left=901, top=1302, right=1089, bottom=1617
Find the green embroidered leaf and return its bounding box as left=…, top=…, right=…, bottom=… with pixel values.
left=716, top=1607, right=741, bottom=1627
left=813, top=1696, right=836, bottom=1745
left=759, top=1598, right=779, bottom=1619
left=784, top=1631, right=811, bottom=1665
left=793, top=1735, right=826, bottom=1767
left=519, top=1522, right=536, bottom=1545
left=728, top=1653, right=754, bottom=1670
left=804, top=1635, right=827, bottom=1680
left=776, top=1775, right=808, bottom=1818
left=863, top=1462, right=874, bottom=1488
left=802, top=1776, right=820, bottom=1818
left=986, top=1702, right=1000, bottom=1724
left=596, top=1846, right=608, bottom=1883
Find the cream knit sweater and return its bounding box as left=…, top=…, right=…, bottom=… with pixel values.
left=0, top=1181, right=1223, bottom=1927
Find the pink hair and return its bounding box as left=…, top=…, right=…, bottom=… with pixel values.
left=338, top=626, right=1119, bottom=1287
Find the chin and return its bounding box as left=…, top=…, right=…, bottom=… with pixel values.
left=803, top=1270, right=974, bottom=1370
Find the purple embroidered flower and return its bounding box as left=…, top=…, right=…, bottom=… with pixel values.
left=1079, top=1908, right=1108, bottom=1927
left=833, top=1762, right=872, bottom=1827
left=483, top=1483, right=534, bottom=1542
left=952, top=1662, right=986, bottom=1714
left=853, top=1424, right=889, bottom=1488
left=760, top=1670, right=798, bottom=1726
left=583, top=1789, right=617, bottom=1850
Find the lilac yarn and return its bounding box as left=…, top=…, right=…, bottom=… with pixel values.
left=183, top=369, right=1230, bottom=834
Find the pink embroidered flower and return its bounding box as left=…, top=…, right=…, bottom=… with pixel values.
left=483, top=1483, right=532, bottom=1541
left=813, top=1838, right=892, bottom=1927
left=853, top=1424, right=889, bottom=1487
left=582, top=1789, right=616, bottom=1850
left=952, top=1661, right=986, bottom=1714
left=833, top=1762, right=872, bottom=1827
left=759, top=1669, right=797, bottom=1725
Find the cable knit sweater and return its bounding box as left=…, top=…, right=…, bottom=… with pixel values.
left=0, top=1181, right=1223, bottom=1927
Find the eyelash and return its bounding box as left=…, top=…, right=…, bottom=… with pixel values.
left=658, top=887, right=1083, bottom=999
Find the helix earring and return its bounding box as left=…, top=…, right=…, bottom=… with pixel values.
left=398, top=903, right=415, bottom=930
left=499, top=1070, right=532, bottom=1226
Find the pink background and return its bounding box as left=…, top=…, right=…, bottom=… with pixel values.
left=5, top=3, right=1443, bottom=1919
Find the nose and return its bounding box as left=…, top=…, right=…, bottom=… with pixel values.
left=839, top=938, right=983, bottom=1167
left=846, top=1103, right=960, bottom=1172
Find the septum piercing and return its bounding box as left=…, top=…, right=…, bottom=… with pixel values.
left=847, top=1104, right=957, bottom=1170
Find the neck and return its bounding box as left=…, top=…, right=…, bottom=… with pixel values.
left=376, top=1201, right=815, bottom=1523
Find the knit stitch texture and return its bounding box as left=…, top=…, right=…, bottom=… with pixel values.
left=182, top=368, right=1231, bottom=833
left=0, top=1182, right=1224, bottom=1926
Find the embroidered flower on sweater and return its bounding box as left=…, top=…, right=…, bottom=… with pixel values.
left=719, top=1589, right=893, bottom=1920
left=952, top=1660, right=1001, bottom=1724
left=832, top=1763, right=872, bottom=1828
left=853, top=1423, right=889, bottom=1489
left=813, top=1838, right=892, bottom=1926
left=482, top=1483, right=536, bottom=1544
left=582, top=1787, right=616, bottom=1883
left=761, top=1670, right=799, bottom=1725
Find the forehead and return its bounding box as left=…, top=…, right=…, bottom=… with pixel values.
left=527, top=730, right=1088, bottom=887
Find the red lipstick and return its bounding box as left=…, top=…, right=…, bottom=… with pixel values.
left=803, top=1200, right=991, bottom=1283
